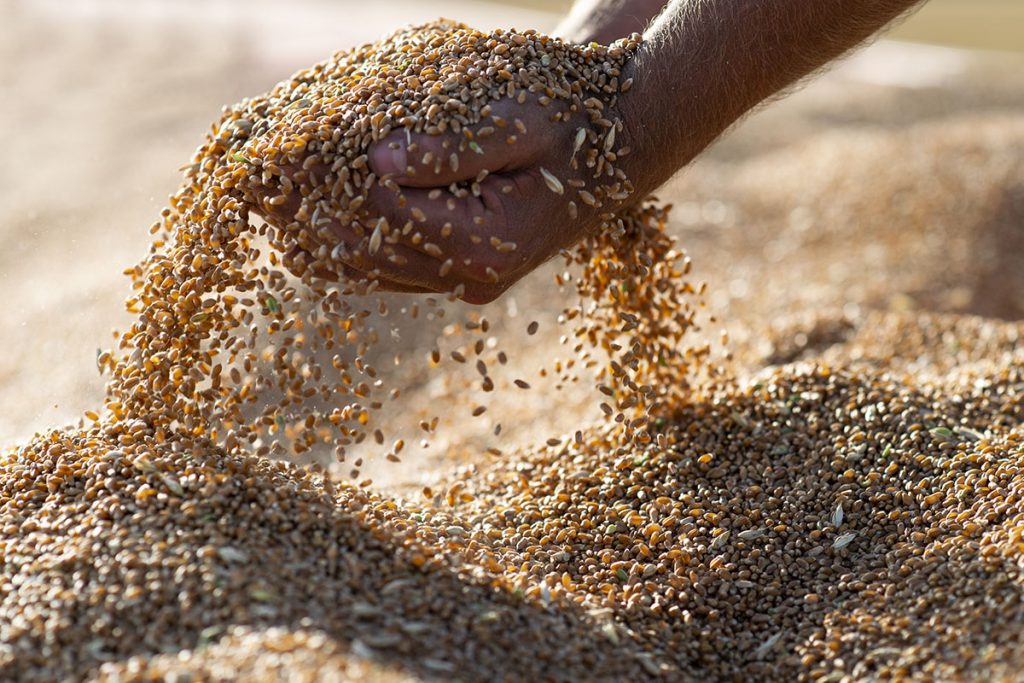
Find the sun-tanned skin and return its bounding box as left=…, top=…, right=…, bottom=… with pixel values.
left=263, top=0, right=927, bottom=304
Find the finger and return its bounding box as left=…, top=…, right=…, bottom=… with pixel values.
left=368, top=96, right=565, bottom=187
left=369, top=127, right=530, bottom=188
left=254, top=183, right=448, bottom=286
left=306, top=234, right=503, bottom=302
left=252, top=166, right=463, bottom=274
left=367, top=178, right=537, bottom=286
left=285, top=245, right=437, bottom=295
left=325, top=227, right=460, bottom=292
left=264, top=188, right=520, bottom=303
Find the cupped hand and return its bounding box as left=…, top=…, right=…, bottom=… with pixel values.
left=258, top=95, right=622, bottom=304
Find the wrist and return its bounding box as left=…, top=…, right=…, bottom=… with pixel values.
left=611, top=50, right=690, bottom=202
left=613, top=38, right=742, bottom=201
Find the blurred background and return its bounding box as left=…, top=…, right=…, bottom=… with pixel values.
left=1, top=0, right=1022, bottom=490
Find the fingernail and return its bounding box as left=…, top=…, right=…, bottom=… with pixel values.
left=370, top=142, right=406, bottom=176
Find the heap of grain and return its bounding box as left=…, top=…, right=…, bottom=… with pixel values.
left=426, top=312, right=1024, bottom=681
left=4, top=18, right=1024, bottom=683
left=7, top=310, right=1023, bottom=682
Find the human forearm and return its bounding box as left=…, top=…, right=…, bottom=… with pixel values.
left=555, top=0, right=667, bottom=43
left=618, top=0, right=927, bottom=197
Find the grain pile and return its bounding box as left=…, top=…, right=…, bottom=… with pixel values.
left=2, top=17, right=1024, bottom=683
left=430, top=311, right=1024, bottom=681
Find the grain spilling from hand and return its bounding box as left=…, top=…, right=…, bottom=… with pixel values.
left=3, top=17, right=1023, bottom=683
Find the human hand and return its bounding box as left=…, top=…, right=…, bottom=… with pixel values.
left=365, top=96, right=615, bottom=304
left=259, top=94, right=630, bottom=305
